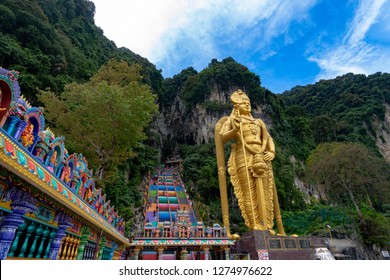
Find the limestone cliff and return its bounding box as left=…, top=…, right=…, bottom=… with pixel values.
left=375, top=103, right=390, bottom=163
left=156, top=84, right=272, bottom=155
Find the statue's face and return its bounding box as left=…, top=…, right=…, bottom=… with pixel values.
left=238, top=99, right=251, bottom=114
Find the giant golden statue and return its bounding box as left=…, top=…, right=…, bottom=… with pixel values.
left=215, top=89, right=285, bottom=237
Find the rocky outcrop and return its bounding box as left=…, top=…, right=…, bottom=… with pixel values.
left=156, top=85, right=270, bottom=151
left=375, top=103, right=390, bottom=162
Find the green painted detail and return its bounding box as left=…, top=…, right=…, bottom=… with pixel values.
left=20, top=223, right=36, bottom=257
left=97, top=236, right=107, bottom=260
left=76, top=226, right=91, bottom=260
left=51, top=179, right=58, bottom=191
left=28, top=226, right=43, bottom=258
left=34, top=206, right=54, bottom=223
left=37, top=167, right=44, bottom=180
left=16, top=151, right=26, bottom=166
left=102, top=247, right=111, bottom=260
left=24, top=215, right=58, bottom=230
left=7, top=222, right=27, bottom=257
left=62, top=188, right=68, bottom=198
left=36, top=227, right=50, bottom=258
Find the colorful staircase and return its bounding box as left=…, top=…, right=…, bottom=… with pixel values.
left=130, top=158, right=235, bottom=260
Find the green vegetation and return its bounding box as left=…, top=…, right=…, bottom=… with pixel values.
left=38, top=59, right=158, bottom=186
left=281, top=72, right=390, bottom=154
left=283, top=202, right=390, bottom=248
left=201, top=100, right=231, bottom=114
left=180, top=144, right=220, bottom=205
left=104, top=142, right=159, bottom=237
left=305, top=142, right=390, bottom=246
left=159, top=57, right=264, bottom=111
left=306, top=142, right=390, bottom=215
left=282, top=204, right=356, bottom=237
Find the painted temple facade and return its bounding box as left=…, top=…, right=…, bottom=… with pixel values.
left=130, top=157, right=235, bottom=260
left=0, top=68, right=130, bottom=260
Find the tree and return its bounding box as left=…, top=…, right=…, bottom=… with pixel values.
left=309, top=115, right=336, bottom=144
left=38, top=59, right=158, bottom=184
left=306, top=142, right=390, bottom=218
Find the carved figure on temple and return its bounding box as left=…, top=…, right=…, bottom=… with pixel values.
left=61, top=165, right=71, bottom=184
left=103, top=200, right=110, bottom=218
left=47, top=150, right=57, bottom=172
left=20, top=122, right=34, bottom=148
left=215, top=89, right=285, bottom=237
left=34, top=147, right=42, bottom=157
left=107, top=206, right=114, bottom=223
left=85, top=188, right=93, bottom=205
left=117, top=218, right=125, bottom=234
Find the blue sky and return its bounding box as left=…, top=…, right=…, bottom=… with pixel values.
left=91, top=0, right=390, bottom=93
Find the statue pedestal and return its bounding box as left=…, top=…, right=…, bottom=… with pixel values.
left=232, top=230, right=270, bottom=260
left=232, top=230, right=318, bottom=260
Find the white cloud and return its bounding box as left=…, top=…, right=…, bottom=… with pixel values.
left=309, top=0, right=390, bottom=80
left=92, top=0, right=318, bottom=76
left=345, top=0, right=386, bottom=44
left=262, top=0, right=317, bottom=44
left=92, top=1, right=187, bottom=61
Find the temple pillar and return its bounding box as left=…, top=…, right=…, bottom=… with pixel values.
left=120, top=251, right=127, bottom=260
left=59, top=235, right=71, bottom=260
left=223, top=246, right=230, bottom=260
left=108, top=241, right=117, bottom=260
left=76, top=226, right=90, bottom=260
left=28, top=225, right=43, bottom=258
left=157, top=247, right=164, bottom=260
left=13, top=119, right=27, bottom=141
left=133, top=247, right=141, bottom=260
left=7, top=222, right=27, bottom=257
left=36, top=227, right=50, bottom=258
left=69, top=237, right=80, bottom=260
left=5, top=116, right=20, bottom=136
left=28, top=136, right=39, bottom=153
left=20, top=223, right=37, bottom=257
left=97, top=236, right=106, bottom=260
left=180, top=247, right=188, bottom=260
left=195, top=249, right=200, bottom=260
left=203, top=247, right=210, bottom=260
left=43, top=230, right=57, bottom=259
left=117, top=244, right=130, bottom=260
left=48, top=212, right=72, bottom=260
left=0, top=192, right=37, bottom=260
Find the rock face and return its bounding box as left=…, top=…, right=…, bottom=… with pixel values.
left=156, top=86, right=270, bottom=151
left=375, top=103, right=390, bottom=163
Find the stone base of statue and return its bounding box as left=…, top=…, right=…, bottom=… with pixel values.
left=231, top=230, right=323, bottom=260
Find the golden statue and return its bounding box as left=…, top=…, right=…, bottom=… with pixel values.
left=20, top=123, right=35, bottom=148
left=215, top=89, right=285, bottom=237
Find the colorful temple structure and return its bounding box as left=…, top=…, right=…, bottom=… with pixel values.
left=130, top=157, right=235, bottom=260
left=0, top=68, right=130, bottom=260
